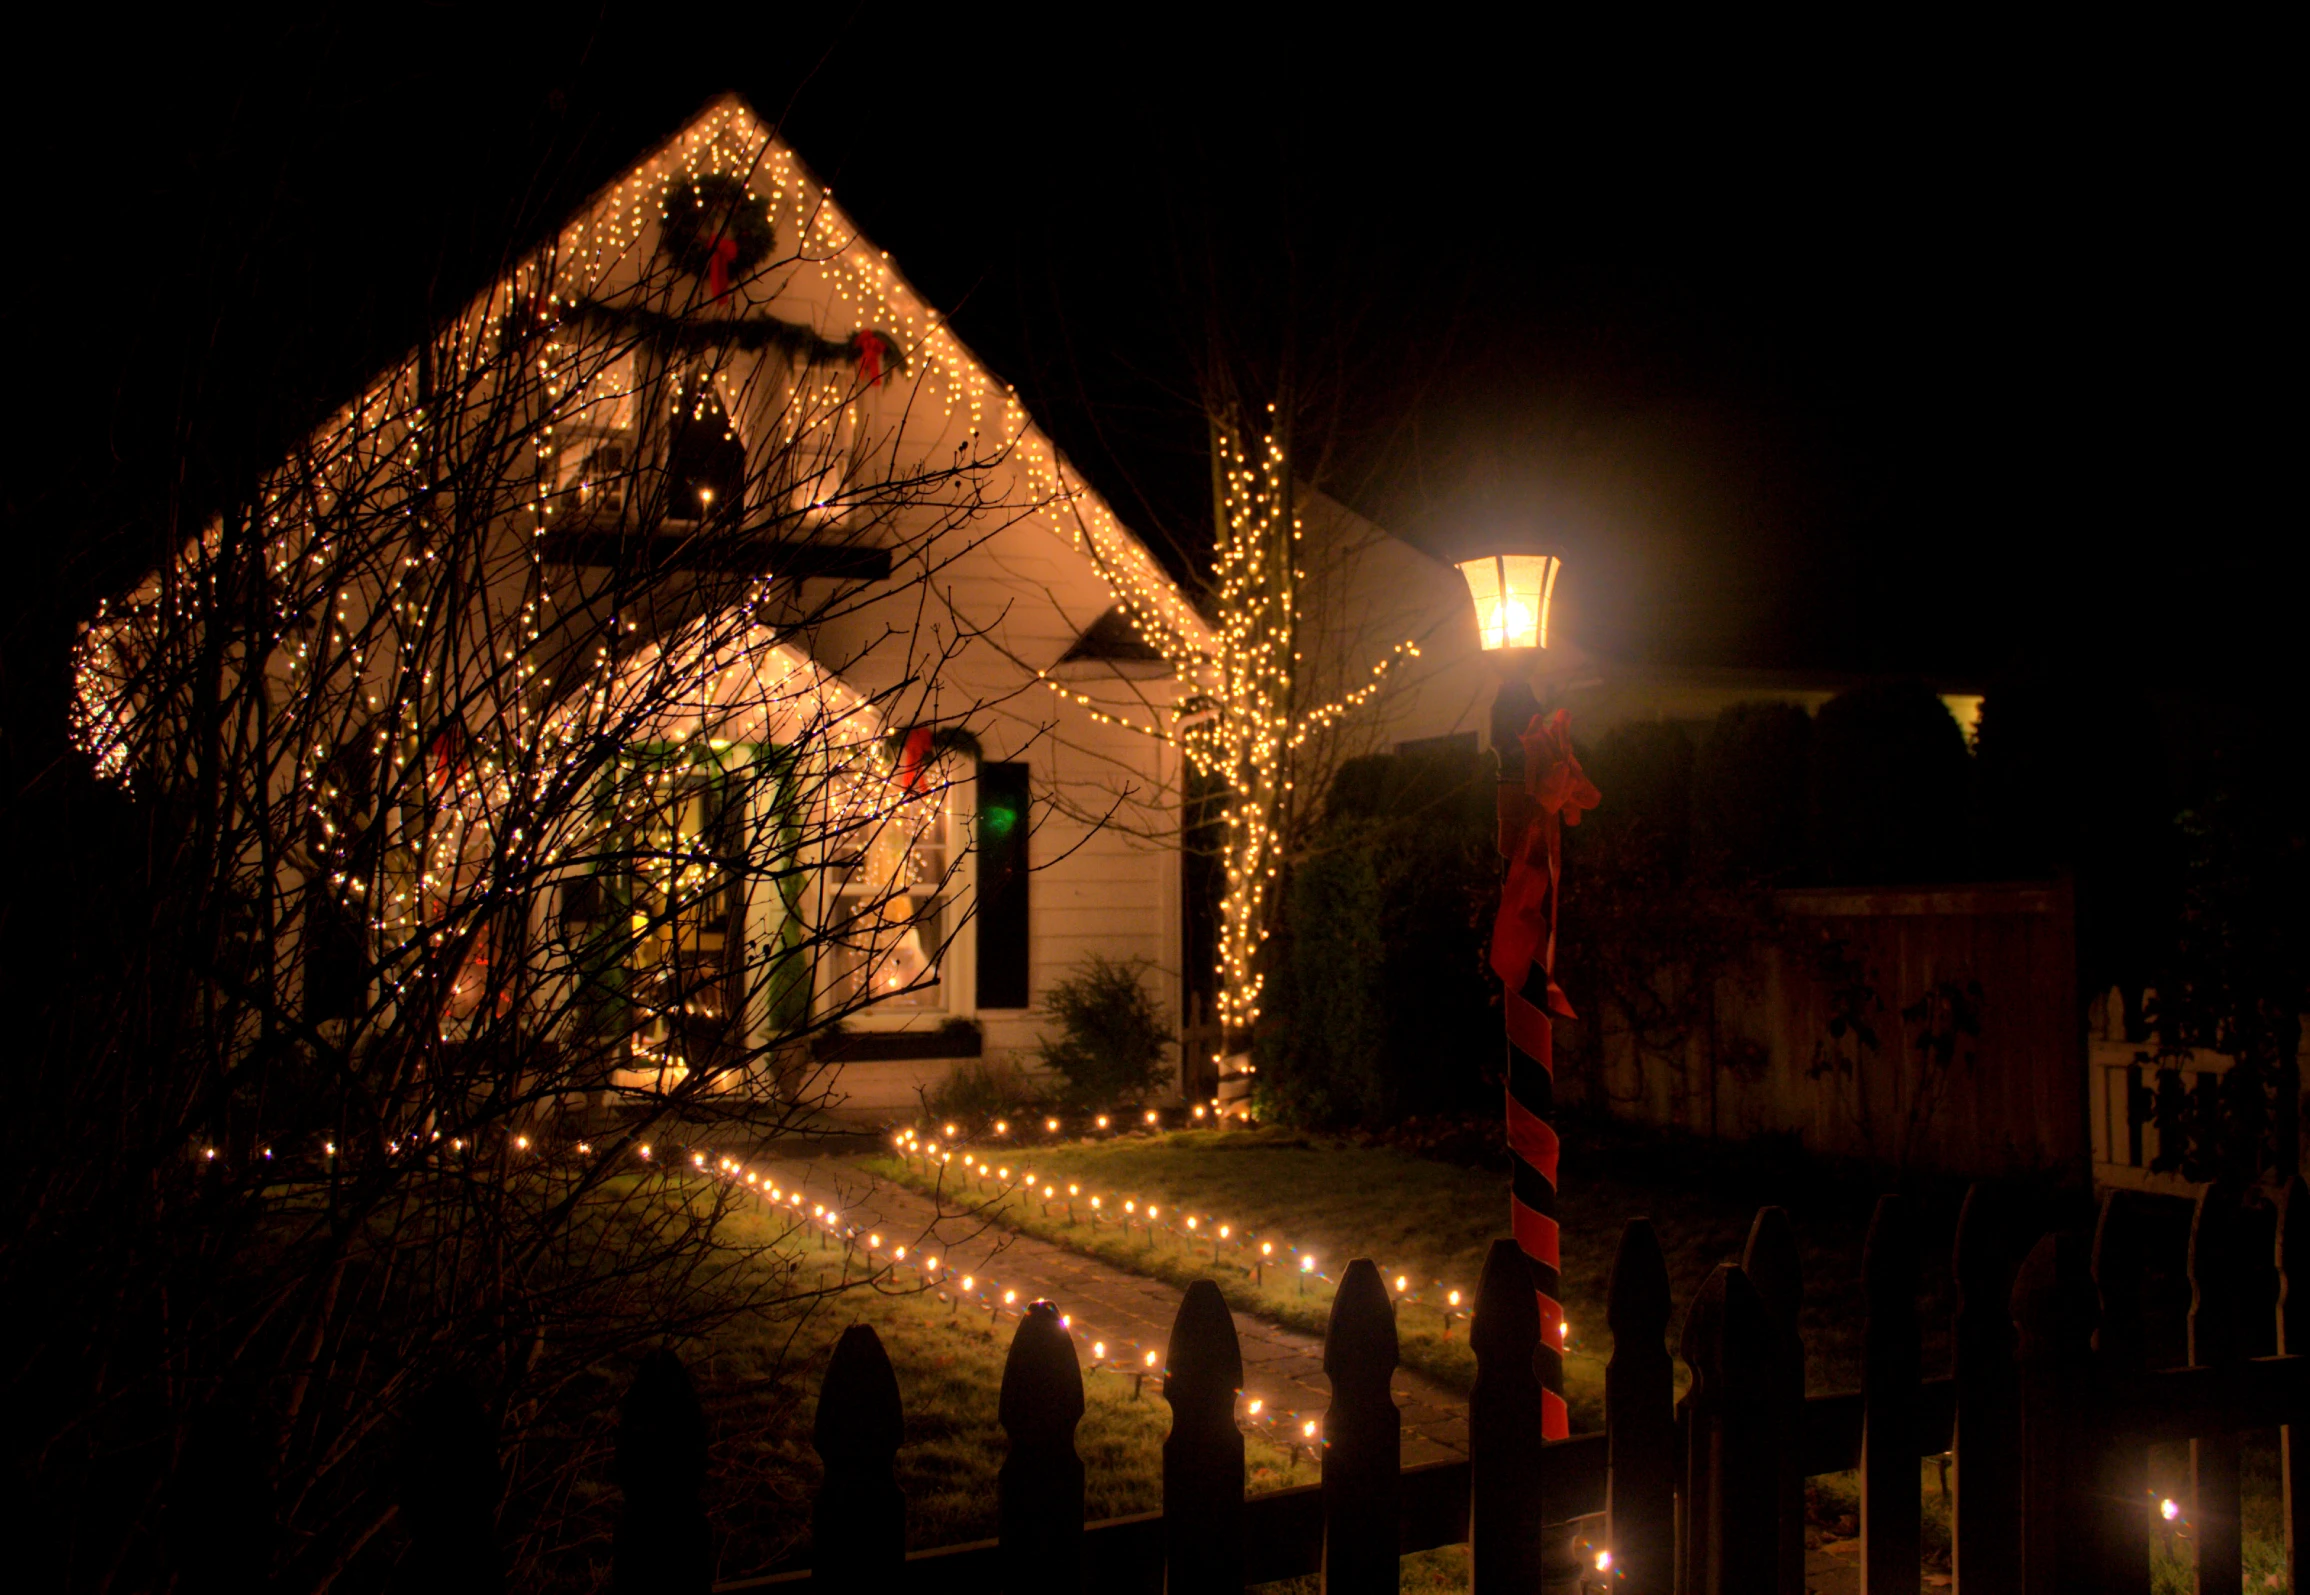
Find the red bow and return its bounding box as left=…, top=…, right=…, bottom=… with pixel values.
left=706, top=235, right=740, bottom=301
left=1489, top=709, right=1600, bottom=1006
left=894, top=725, right=936, bottom=795
left=852, top=330, right=887, bottom=388
left=425, top=727, right=470, bottom=802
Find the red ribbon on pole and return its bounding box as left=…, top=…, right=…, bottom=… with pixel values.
left=1489, top=708, right=1599, bottom=1011
left=1492, top=706, right=1597, bottom=1441
left=706, top=235, right=740, bottom=302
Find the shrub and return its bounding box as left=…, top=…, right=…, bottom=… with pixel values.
left=1259, top=745, right=1498, bottom=1130
left=1692, top=701, right=1813, bottom=881
left=1034, top=956, right=1173, bottom=1110
left=1559, top=724, right=1772, bottom=1091
left=1810, top=681, right=1974, bottom=883
left=1974, top=670, right=2175, bottom=1025
left=1257, top=842, right=1386, bottom=1128
left=1582, top=721, right=1694, bottom=880
left=920, top=1057, right=1049, bottom=1127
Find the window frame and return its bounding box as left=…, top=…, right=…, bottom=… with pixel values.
left=811, top=754, right=977, bottom=1030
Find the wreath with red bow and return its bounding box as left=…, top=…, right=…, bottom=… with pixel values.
left=661, top=174, right=776, bottom=299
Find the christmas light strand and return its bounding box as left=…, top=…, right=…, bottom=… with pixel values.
left=68, top=95, right=1210, bottom=1054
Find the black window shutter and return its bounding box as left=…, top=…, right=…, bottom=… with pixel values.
left=975, top=762, right=1030, bottom=1008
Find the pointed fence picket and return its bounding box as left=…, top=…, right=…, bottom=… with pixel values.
left=1469, top=1235, right=1552, bottom=1589
left=2091, top=1189, right=2150, bottom=1594
left=1950, top=1181, right=2023, bottom=1591
left=997, top=1300, right=1084, bottom=1594
left=507, top=1179, right=2310, bottom=1593
left=401, top=1375, right=505, bottom=1595
left=612, top=1351, right=711, bottom=1595
left=2191, top=1181, right=2251, bottom=1591
left=1740, top=1207, right=1806, bottom=1595
left=1607, top=1218, right=1676, bottom=1595
left=1164, top=1277, right=1246, bottom=1593
left=810, top=1324, right=905, bottom=1589
left=1320, top=1259, right=1400, bottom=1595
left=1860, top=1195, right=1920, bottom=1595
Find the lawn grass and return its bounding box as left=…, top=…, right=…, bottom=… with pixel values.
left=867, top=1125, right=2309, bottom=1586
left=656, top=1216, right=1311, bottom=1587
left=867, top=1117, right=1962, bottom=1424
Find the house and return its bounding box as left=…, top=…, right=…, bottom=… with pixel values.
left=72, top=95, right=1208, bottom=1120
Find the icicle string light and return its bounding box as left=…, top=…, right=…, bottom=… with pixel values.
left=69, top=96, right=1211, bottom=1055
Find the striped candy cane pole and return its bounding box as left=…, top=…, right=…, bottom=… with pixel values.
left=1491, top=687, right=1599, bottom=1442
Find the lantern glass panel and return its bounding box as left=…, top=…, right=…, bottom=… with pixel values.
left=1456, top=553, right=1560, bottom=650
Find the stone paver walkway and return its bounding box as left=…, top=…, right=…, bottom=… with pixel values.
left=756, top=1150, right=1471, bottom=1466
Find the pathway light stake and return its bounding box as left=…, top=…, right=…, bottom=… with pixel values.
left=1454, top=542, right=1597, bottom=1442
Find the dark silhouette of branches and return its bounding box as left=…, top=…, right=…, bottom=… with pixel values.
left=10, top=105, right=1082, bottom=1593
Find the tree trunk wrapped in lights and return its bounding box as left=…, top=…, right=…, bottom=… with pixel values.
left=1068, top=397, right=1414, bottom=1099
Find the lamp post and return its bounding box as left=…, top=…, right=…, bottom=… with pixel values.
left=1455, top=548, right=1577, bottom=1443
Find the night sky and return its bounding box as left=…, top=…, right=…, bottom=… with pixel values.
left=3, top=11, right=2287, bottom=725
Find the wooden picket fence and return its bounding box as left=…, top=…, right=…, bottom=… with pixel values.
left=551, top=1179, right=2310, bottom=1593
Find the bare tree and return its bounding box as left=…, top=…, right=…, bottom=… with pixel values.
left=1047, top=376, right=1420, bottom=1084
left=30, top=116, right=1081, bottom=1591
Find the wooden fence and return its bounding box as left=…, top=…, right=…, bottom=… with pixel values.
left=445, top=1179, right=2310, bottom=1592
left=1585, top=883, right=2085, bottom=1181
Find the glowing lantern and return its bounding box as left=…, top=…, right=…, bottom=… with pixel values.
left=1455, top=552, right=1562, bottom=652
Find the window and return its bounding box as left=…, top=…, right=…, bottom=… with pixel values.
left=549, top=359, right=750, bottom=529
left=823, top=762, right=962, bottom=1015
left=619, top=757, right=740, bottom=1075
left=551, top=352, right=638, bottom=518
left=664, top=379, right=747, bottom=525
left=975, top=762, right=1030, bottom=1008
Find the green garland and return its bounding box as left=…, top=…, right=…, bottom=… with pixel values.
left=567, top=300, right=908, bottom=378
left=660, top=172, right=776, bottom=283
left=883, top=726, right=984, bottom=765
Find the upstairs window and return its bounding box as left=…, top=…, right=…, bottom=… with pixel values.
left=551, top=352, right=639, bottom=519
left=664, top=383, right=747, bottom=527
